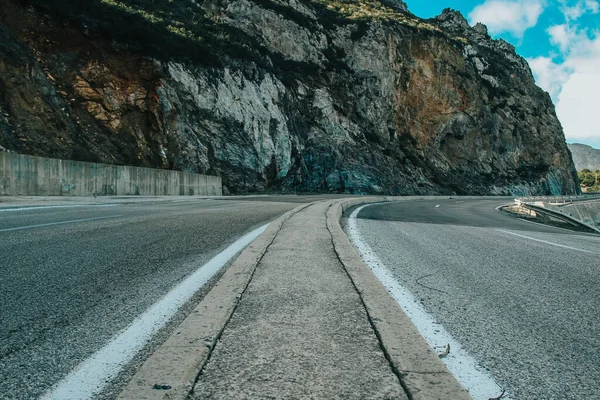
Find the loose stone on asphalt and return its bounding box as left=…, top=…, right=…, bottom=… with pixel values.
left=191, top=202, right=406, bottom=399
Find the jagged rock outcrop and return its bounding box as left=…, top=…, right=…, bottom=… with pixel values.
left=0, top=0, right=580, bottom=195
left=568, top=143, right=600, bottom=171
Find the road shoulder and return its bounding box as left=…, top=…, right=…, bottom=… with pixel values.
left=329, top=198, right=470, bottom=400
left=118, top=197, right=470, bottom=400
left=117, top=203, right=311, bottom=399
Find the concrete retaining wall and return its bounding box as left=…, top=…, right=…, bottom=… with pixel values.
left=0, top=151, right=221, bottom=196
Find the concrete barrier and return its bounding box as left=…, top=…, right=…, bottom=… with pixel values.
left=0, top=151, right=221, bottom=196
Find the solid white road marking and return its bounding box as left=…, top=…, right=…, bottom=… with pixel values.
left=349, top=205, right=508, bottom=400
left=42, top=223, right=269, bottom=400
left=0, top=215, right=122, bottom=232
left=497, top=229, right=595, bottom=254
left=0, top=204, right=119, bottom=212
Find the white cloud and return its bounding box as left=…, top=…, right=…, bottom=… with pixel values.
left=468, top=0, right=546, bottom=38
left=528, top=56, right=571, bottom=99
left=559, top=0, right=599, bottom=21
left=564, top=33, right=600, bottom=72
left=529, top=30, right=600, bottom=145
left=556, top=72, right=600, bottom=142
left=547, top=24, right=580, bottom=51
left=586, top=0, right=600, bottom=12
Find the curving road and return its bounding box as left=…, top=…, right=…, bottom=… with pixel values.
left=349, top=198, right=600, bottom=399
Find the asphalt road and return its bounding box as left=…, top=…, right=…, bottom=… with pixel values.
left=0, top=196, right=321, bottom=400
left=350, top=198, right=600, bottom=399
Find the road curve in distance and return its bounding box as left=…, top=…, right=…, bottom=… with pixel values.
left=348, top=198, right=600, bottom=400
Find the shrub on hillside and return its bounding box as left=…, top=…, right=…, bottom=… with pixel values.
left=578, top=169, right=600, bottom=192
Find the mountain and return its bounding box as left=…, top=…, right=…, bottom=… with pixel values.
left=567, top=143, right=600, bottom=171
left=0, top=0, right=580, bottom=195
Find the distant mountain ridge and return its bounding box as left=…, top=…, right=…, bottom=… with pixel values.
left=568, top=143, right=600, bottom=171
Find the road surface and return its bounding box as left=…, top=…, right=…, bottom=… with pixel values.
left=348, top=198, right=600, bottom=399
left=0, top=196, right=326, bottom=399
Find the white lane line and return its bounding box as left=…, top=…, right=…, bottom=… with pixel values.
left=42, top=223, right=269, bottom=400
left=497, top=229, right=595, bottom=254
left=0, top=204, right=119, bottom=212
left=0, top=215, right=122, bottom=233
left=349, top=205, right=508, bottom=400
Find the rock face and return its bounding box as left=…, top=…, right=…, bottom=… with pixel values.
left=0, top=0, right=580, bottom=195
left=568, top=143, right=600, bottom=171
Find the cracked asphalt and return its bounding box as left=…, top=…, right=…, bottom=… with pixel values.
left=350, top=198, right=600, bottom=399
left=0, top=196, right=320, bottom=400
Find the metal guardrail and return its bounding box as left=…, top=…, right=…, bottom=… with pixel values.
left=514, top=195, right=600, bottom=233
left=516, top=203, right=600, bottom=233
left=517, top=194, right=600, bottom=205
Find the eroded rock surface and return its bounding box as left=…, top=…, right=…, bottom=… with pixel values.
left=0, top=0, right=580, bottom=195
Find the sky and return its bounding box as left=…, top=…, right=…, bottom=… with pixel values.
left=405, top=0, right=600, bottom=149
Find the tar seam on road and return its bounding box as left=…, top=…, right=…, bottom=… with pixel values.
left=41, top=223, right=272, bottom=400
left=415, top=273, right=449, bottom=294
left=325, top=202, right=413, bottom=400
left=497, top=229, right=595, bottom=254
left=0, top=215, right=123, bottom=232
left=187, top=202, right=314, bottom=397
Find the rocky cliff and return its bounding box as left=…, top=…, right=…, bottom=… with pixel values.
left=0, top=0, right=580, bottom=195
left=568, top=143, right=600, bottom=171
